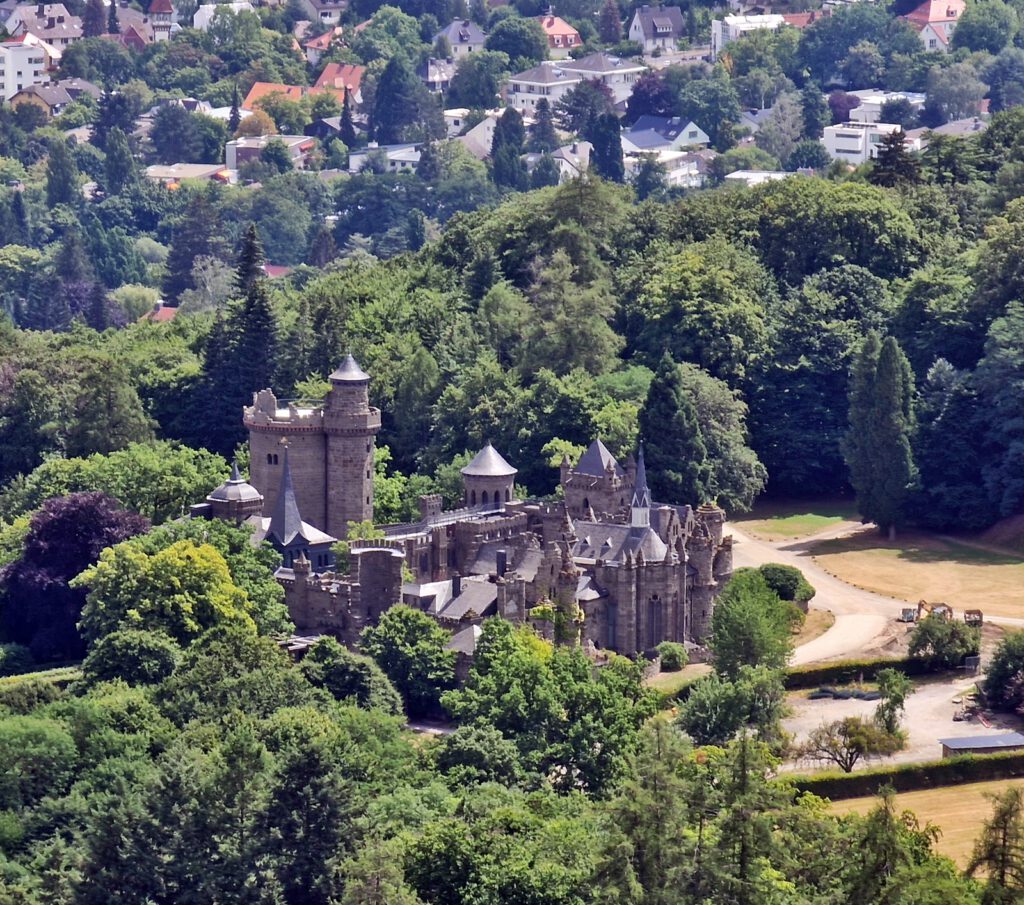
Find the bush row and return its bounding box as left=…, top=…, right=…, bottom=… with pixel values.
left=793, top=749, right=1024, bottom=800
left=783, top=656, right=941, bottom=689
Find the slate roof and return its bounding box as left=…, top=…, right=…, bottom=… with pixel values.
left=445, top=623, right=483, bottom=655
left=329, top=354, right=370, bottom=382
left=575, top=439, right=624, bottom=477
left=631, top=444, right=650, bottom=509
left=631, top=4, right=684, bottom=39
left=208, top=461, right=263, bottom=503
left=438, top=579, right=498, bottom=620
left=510, top=61, right=581, bottom=84
left=939, top=732, right=1024, bottom=750
left=265, top=450, right=334, bottom=546
left=435, top=18, right=486, bottom=45
left=461, top=442, right=517, bottom=477
left=563, top=51, right=644, bottom=74
left=13, top=83, right=72, bottom=109
left=572, top=521, right=669, bottom=563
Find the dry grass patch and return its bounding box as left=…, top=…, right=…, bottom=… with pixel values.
left=830, top=778, right=1024, bottom=868
left=644, top=663, right=712, bottom=696
left=734, top=499, right=858, bottom=541
left=811, top=530, right=1024, bottom=619
left=792, top=609, right=835, bottom=649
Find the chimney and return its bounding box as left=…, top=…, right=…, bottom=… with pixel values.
left=452, top=573, right=462, bottom=597
left=36, top=3, right=43, bottom=16
left=496, top=549, right=508, bottom=576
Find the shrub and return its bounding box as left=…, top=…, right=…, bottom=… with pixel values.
left=80, top=629, right=182, bottom=686
left=656, top=641, right=688, bottom=672
left=0, top=644, right=33, bottom=677
left=757, top=563, right=816, bottom=609
left=908, top=613, right=980, bottom=670
left=983, top=630, right=1024, bottom=712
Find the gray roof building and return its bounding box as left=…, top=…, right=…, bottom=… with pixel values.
left=434, top=18, right=487, bottom=52
left=575, top=439, right=624, bottom=477
left=461, top=442, right=518, bottom=477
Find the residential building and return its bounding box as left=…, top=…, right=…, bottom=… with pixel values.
left=0, top=34, right=50, bottom=101
left=711, top=14, right=784, bottom=58
left=192, top=0, right=254, bottom=30
left=847, top=89, right=926, bottom=124
left=419, top=56, right=456, bottom=93
left=723, top=169, right=792, bottom=187
left=628, top=4, right=684, bottom=53
left=9, top=82, right=72, bottom=117
left=902, top=0, right=965, bottom=51
left=242, top=80, right=347, bottom=111
left=295, top=0, right=345, bottom=26
left=621, top=115, right=709, bottom=153
left=6, top=3, right=81, bottom=47
left=905, top=115, right=987, bottom=147
left=56, top=75, right=100, bottom=100
left=625, top=149, right=708, bottom=188
left=506, top=52, right=646, bottom=114
left=303, top=27, right=342, bottom=65
left=821, top=120, right=905, bottom=164
left=148, top=0, right=172, bottom=39
left=347, top=142, right=421, bottom=173
left=225, top=134, right=317, bottom=170
left=146, top=162, right=231, bottom=185
left=434, top=18, right=486, bottom=57
left=444, top=106, right=472, bottom=137
left=534, top=13, right=579, bottom=58
left=313, top=61, right=364, bottom=98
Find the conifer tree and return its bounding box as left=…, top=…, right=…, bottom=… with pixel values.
left=639, top=353, right=710, bottom=505
left=373, top=55, right=423, bottom=144
left=968, top=787, right=1024, bottom=900
left=103, top=126, right=136, bottom=194
left=46, top=139, right=80, bottom=207
left=107, top=0, right=120, bottom=33
left=308, top=225, right=338, bottom=268
left=842, top=333, right=917, bottom=539
left=599, top=0, right=622, bottom=44
left=87, top=282, right=111, bottom=331
left=235, top=222, right=266, bottom=294
left=340, top=89, right=357, bottom=147
left=54, top=228, right=95, bottom=286
left=163, top=194, right=227, bottom=303
left=531, top=153, right=561, bottom=188
left=800, top=82, right=830, bottom=138
left=590, top=112, right=624, bottom=182
left=11, top=191, right=30, bottom=244
left=869, top=130, right=921, bottom=187
left=228, top=84, right=241, bottom=134
left=491, top=107, right=528, bottom=190
left=83, top=0, right=105, bottom=37
left=528, top=98, right=559, bottom=152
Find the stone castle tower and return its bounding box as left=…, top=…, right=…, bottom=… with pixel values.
left=243, top=355, right=381, bottom=539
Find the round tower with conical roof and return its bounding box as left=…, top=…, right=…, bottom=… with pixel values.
left=323, top=355, right=382, bottom=538
left=461, top=442, right=517, bottom=509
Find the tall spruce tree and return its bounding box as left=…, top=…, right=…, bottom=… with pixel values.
left=340, top=90, right=357, bottom=147
left=842, top=333, right=917, bottom=539
left=373, top=55, right=424, bottom=144
left=800, top=82, right=830, bottom=138
left=639, top=353, right=710, bottom=505
left=528, top=98, right=559, bottom=152
left=590, top=112, right=624, bottom=182
left=46, top=139, right=80, bottom=207
left=599, top=0, right=622, bottom=44
left=491, top=107, right=527, bottom=190
left=103, top=126, right=136, bottom=194
left=107, top=0, right=120, bottom=33
left=235, top=222, right=266, bottom=294
left=228, top=84, right=241, bottom=134
left=869, top=130, right=921, bottom=187
left=83, top=0, right=105, bottom=37
left=163, top=194, right=226, bottom=303
left=11, top=191, right=30, bottom=244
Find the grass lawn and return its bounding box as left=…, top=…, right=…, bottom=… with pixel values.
left=811, top=530, right=1024, bottom=618
left=792, top=608, right=835, bottom=648
left=734, top=499, right=858, bottom=541
left=645, top=663, right=712, bottom=697
left=830, top=778, right=1024, bottom=868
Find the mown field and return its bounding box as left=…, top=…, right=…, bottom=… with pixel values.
left=733, top=499, right=858, bottom=542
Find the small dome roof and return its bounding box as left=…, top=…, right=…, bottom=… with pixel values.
left=461, top=442, right=517, bottom=477
left=207, top=462, right=263, bottom=504
left=329, top=354, right=370, bottom=383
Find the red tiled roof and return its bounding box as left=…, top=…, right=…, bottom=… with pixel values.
left=262, top=263, right=292, bottom=278
left=781, top=9, right=830, bottom=27
left=314, top=62, right=364, bottom=91
left=242, top=81, right=348, bottom=110
left=304, top=28, right=339, bottom=49
left=535, top=14, right=578, bottom=37
left=149, top=0, right=173, bottom=13
left=904, top=0, right=964, bottom=26
left=140, top=303, right=177, bottom=323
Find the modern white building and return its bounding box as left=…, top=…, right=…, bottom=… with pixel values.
left=710, top=14, right=785, bottom=59
left=506, top=52, right=647, bottom=115
left=847, top=89, right=927, bottom=124
left=821, top=121, right=906, bottom=164
left=723, top=169, right=792, bottom=187
left=192, top=1, right=254, bottom=30
left=0, top=34, right=50, bottom=100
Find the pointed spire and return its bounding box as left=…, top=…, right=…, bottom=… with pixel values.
left=229, top=459, right=242, bottom=483
left=329, top=354, right=370, bottom=383
left=268, top=447, right=304, bottom=546
left=631, top=443, right=650, bottom=528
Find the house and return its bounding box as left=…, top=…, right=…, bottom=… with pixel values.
left=621, top=115, right=709, bottom=153
left=624, top=148, right=709, bottom=188
left=434, top=18, right=486, bottom=57
left=902, top=0, right=965, bottom=52
left=147, top=0, right=173, bottom=40
left=847, top=89, right=926, bottom=124
left=6, top=3, right=82, bottom=47
left=939, top=732, right=1024, bottom=758
left=9, top=81, right=72, bottom=117
left=738, top=107, right=772, bottom=134
left=225, top=134, right=317, bottom=170
left=723, top=169, right=792, bottom=187
left=905, top=116, right=988, bottom=147
left=628, top=4, right=684, bottom=53
left=295, top=0, right=345, bottom=26
left=313, top=61, right=364, bottom=98
left=242, top=80, right=347, bottom=111
left=0, top=34, right=52, bottom=100
left=534, top=13, right=579, bottom=59
left=145, top=162, right=231, bottom=184
left=506, top=53, right=646, bottom=114
left=56, top=76, right=100, bottom=100
left=444, top=107, right=473, bottom=137
left=419, top=56, right=456, bottom=93
left=710, top=14, right=784, bottom=58
left=549, top=140, right=591, bottom=180
left=347, top=142, right=421, bottom=173
left=821, top=120, right=906, bottom=164
left=303, top=26, right=341, bottom=65
left=192, top=0, right=254, bottom=30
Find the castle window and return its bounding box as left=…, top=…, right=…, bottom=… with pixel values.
left=583, top=497, right=589, bottom=509
left=267, top=453, right=272, bottom=464
left=471, top=490, right=477, bottom=505
left=482, top=490, right=489, bottom=505
left=366, top=441, right=371, bottom=453
left=607, top=603, right=617, bottom=649
left=366, top=470, right=371, bottom=479
left=505, top=488, right=510, bottom=501
left=419, top=553, right=428, bottom=573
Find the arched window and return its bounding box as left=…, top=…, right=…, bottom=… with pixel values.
left=482, top=490, right=489, bottom=505
left=267, top=453, right=273, bottom=464
left=505, top=488, right=510, bottom=501
left=471, top=490, right=477, bottom=505
left=583, top=497, right=589, bottom=509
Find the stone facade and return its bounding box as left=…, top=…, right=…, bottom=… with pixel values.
left=238, top=357, right=732, bottom=660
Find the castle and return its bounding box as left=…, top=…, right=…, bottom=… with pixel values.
left=197, top=356, right=733, bottom=660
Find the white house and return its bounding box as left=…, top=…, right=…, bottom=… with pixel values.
left=902, top=0, right=965, bottom=51
left=434, top=18, right=487, bottom=57
left=847, top=89, right=926, bottom=124
left=723, top=169, right=792, bottom=187
left=624, top=149, right=710, bottom=188
left=821, top=121, right=910, bottom=164
left=192, top=1, right=254, bottom=30
left=225, top=134, right=316, bottom=170
left=348, top=142, right=421, bottom=174
left=0, top=33, right=54, bottom=100
left=621, top=115, right=709, bottom=153
left=506, top=53, right=646, bottom=115
left=710, top=14, right=784, bottom=59
left=628, top=4, right=685, bottom=53
left=5, top=3, right=81, bottom=47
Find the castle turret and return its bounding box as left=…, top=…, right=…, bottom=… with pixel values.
left=461, top=442, right=517, bottom=509
left=630, top=444, right=651, bottom=529
left=206, top=460, right=264, bottom=524
left=323, top=355, right=381, bottom=538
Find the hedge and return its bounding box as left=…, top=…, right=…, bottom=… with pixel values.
left=793, top=749, right=1024, bottom=800
left=783, top=657, right=940, bottom=689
